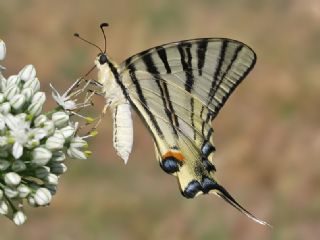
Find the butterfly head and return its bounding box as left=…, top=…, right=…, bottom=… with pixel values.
left=74, top=22, right=110, bottom=70
left=97, top=52, right=108, bottom=65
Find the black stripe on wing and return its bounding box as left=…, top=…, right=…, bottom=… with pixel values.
left=127, top=64, right=163, bottom=136
left=197, top=39, right=208, bottom=76
left=156, top=46, right=172, bottom=74
left=207, top=40, right=228, bottom=105
left=141, top=52, right=179, bottom=135
left=177, top=42, right=197, bottom=140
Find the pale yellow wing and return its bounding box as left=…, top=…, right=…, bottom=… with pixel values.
left=119, top=38, right=268, bottom=225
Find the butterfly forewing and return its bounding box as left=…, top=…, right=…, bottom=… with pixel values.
left=119, top=38, right=266, bottom=225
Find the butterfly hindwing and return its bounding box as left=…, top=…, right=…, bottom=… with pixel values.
left=119, top=38, right=267, bottom=224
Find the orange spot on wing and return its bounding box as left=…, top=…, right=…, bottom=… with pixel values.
left=162, top=151, right=185, bottom=162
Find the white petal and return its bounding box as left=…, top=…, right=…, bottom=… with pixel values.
left=70, top=136, right=87, bottom=148
left=32, top=128, right=47, bottom=140
left=12, top=142, right=23, bottom=159
left=67, top=147, right=87, bottom=160
left=0, top=39, right=6, bottom=61
left=4, top=114, right=18, bottom=130
left=0, top=93, right=4, bottom=103
left=64, top=100, right=77, bottom=110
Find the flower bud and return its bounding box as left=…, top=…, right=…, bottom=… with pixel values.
left=52, top=111, right=69, bottom=128
left=11, top=160, right=27, bottom=172
left=6, top=75, right=21, bottom=88
left=0, top=77, right=6, bottom=92
left=9, top=94, right=25, bottom=110
left=34, top=114, right=47, bottom=127
left=0, top=201, right=8, bottom=215
left=22, top=77, right=40, bottom=92
left=12, top=142, right=23, bottom=159
left=34, top=188, right=52, bottom=206
left=50, top=162, right=67, bottom=175
left=32, top=128, right=47, bottom=140
left=27, top=196, right=37, bottom=207
left=16, top=112, right=27, bottom=121
left=67, top=147, right=87, bottom=160
left=31, top=91, right=46, bottom=105
left=4, top=85, right=19, bottom=100
left=0, top=102, right=11, bottom=114
left=4, top=187, right=19, bottom=198
left=0, top=159, right=11, bottom=171
left=34, top=166, right=50, bottom=178
left=4, top=172, right=21, bottom=186
left=21, top=88, right=34, bottom=102
left=60, top=125, right=75, bottom=139
left=45, top=173, right=59, bottom=185
left=0, top=39, right=6, bottom=61
left=45, top=132, right=65, bottom=151
left=31, top=147, right=52, bottom=166
left=44, top=184, right=57, bottom=195
left=27, top=101, right=43, bottom=116
left=43, top=121, right=55, bottom=135
left=13, top=211, right=27, bottom=226
left=17, top=184, right=31, bottom=198
left=70, top=136, right=88, bottom=148
left=19, top=64, right=36, bottom=82
left=51, top=151, right=65, bottom=162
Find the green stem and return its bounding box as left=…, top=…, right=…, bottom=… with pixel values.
left=45, top=106, right=63, bottom=117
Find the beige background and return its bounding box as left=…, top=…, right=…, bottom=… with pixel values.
left=1, top=0, right=320, bottom=239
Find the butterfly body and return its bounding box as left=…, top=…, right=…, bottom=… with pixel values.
left=95, top=54, right=133, bottom=163
left=91, top=36, right=268, bottom=225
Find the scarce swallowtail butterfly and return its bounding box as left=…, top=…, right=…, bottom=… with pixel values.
left=75, top=23, right=269, bottom=226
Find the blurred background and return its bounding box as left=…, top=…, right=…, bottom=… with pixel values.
left=1, top=0, right=320, bottom=239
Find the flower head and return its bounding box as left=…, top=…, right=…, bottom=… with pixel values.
left=0, top=39, right=96, bottom=225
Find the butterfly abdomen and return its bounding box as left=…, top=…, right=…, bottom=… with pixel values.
left=112, top=103, right=133, bottom=164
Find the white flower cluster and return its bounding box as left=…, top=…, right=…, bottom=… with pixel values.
left=0, top=39, right=94, bottom=225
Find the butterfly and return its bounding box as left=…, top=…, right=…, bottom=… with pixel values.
left=75, top=23, right=269, bottom=226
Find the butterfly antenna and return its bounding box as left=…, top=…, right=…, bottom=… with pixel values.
left=100, top=22, right=109, bottom=53
left=73, top=33, right=103, bottom=53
